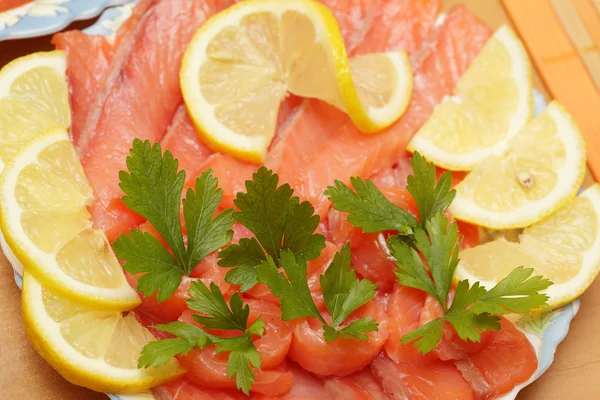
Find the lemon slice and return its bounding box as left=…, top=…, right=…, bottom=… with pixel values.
left=407, top=25, right=533, bottom=170
left=180, top=0, right=413, bottom=162
left=0, top=51, right=70, bottom=172
left=0, top=129, right=139, bottom=310
left=456, top=184, right=600, bottom=309
left=449, top=102, right=586, bottom=229
left=22, top=272, right=184, bottom=393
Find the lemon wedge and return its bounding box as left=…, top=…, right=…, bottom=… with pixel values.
left=0, top=129, right=139, bottom=310
left=456, top=184, right=600, bottom=309
left=22, top=272, right=184, bottom=394
left=408, top=25, right=533, bottom=170
left=450, top=102, right=586, bottom=229
left=0, top=51, right=70, bottom=172
left=180, top=0, right=413, bottom=162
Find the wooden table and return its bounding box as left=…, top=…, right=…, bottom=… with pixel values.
left=1, top=1, right=599, bottom=399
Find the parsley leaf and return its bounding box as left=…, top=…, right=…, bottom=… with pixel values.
left=119, top=139, right=187, bottom=266
left=406, top=152, right=455, bottom=225
left=323, top=317, right=379, bottom=341
left=393, top=213, right=551, bottom=353
left=322, top=152, right=552, bottom=354
left=219, top=238, right=266, bottom=291
left=325, top=177, right=417, bottom=234
left=213, top=333, right=262, bottom=395
left=400, top=318, right=444, bottom=353
left=139, top=281, right=264, bottom=395
left=219, top=167, right=325, bottom=291
left=283, top=201, right=325, bottom=260
left=183, top=170, right=235, bottom=272
left=188, top=282, right=250, bottom=331
left=138, top=321, right=210, bottom=369
left=319, top=244, right=378, bottom=340
left=138, top=338, right=195, bottom=369
left=256, top=251, right=323, bottom=322
left=112, top=230, right=181, bottom=302
left=470, top=267, right=552, bottom=315
left=258, top=248, right=378, bottom=342
left=114, top=139, right=235, bottom=300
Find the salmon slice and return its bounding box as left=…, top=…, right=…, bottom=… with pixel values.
left=178, top=300, right=293, bottom=395
left=372, top=357, right=475, bottom=400
left=268, top=0, right=442, bottom=201
left=317, top=0, right=379, bottom=52
left=289, top=299, right=389, bottom=376
left=353, top=0, right=442, bottom=55
left=51, top=31, right=114, bottom=145
left=244, top=241, right=338, bottom=308
left=134, top=309, right=175, bottom=341
left=384, top=285, right=439, bottom=367
left=161, top=105, right=213, bottom=176
left=329, top=188, right=418, bottom=291
left=325, top=368, right=391, bottom=399
left=191, top=154, right=257, bottom=209
left=249, top=361, right=329, bottom=400
left=264, top=0, right=381, bottom=172
left=419, top=294, right=491, bottom=362
left=265, top=100, right=349, bottom=182
left=455, top=318, right=538, bottom=399
left=179, top=299, right=292, bottom=370
left=126, top=251, right=232, bottom=323
left=285, top=6, right=492, bottom=218
left=80, top=0, right=227, bottom=241
left=154, top=378, right=245, bottom=400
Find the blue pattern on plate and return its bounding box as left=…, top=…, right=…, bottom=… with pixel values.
left=0, top=0, right=130, bottom=41
left=3, top=5, right=583, bottom=400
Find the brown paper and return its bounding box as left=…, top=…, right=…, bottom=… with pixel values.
left=1, top=1, right=599, bottom=399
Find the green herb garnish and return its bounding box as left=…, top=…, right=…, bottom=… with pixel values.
left=327, top=152, right=552, bottom=353
left=139, top=281, right=263, bottom=395
left=218, top=166, right=325, bottom=291
left=406, top=151, right=455, bottom=225
left=113, top=139, right=235, bottom=301
left=325, top=177, right=418, bottom=234
left=257, top=246, right=378, bottom=341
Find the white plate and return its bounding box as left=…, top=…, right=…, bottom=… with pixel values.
left=0, top=0, right=131, bottom=41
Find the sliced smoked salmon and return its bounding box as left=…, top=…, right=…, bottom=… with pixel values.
left=327, top=188, right=416, bottom=291
left=289, top=299, right=389, bottom=376
left=249, top=361, right=329, bottom=400
left=455, top=318, right=538, bottom=399
left=191, top=154, right=257, bottom=210
left=81, top=0, right=227, bottom=241
left=161, top=105, right=213, bottom=176
left=282, top=6, right=493, bottom=218
left=51, top=31, right=114, bottom=145
left=178, top=300, right=293, bottom=395
left=325, top=367, right=391, bottom=400
left=384, top=285, right=439, bottom=367
left=353, top=0, right=442, bottom=55
left=372, top=357, right=476, bottom=400
left=154, top=377, right=245, bottom=400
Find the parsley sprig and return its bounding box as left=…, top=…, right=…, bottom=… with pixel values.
left=391, top=215, right=552, bottom=353
left=257, top=246, right=378, bottom=341
left=139, top=281, right=264, bottom=394
left=113, top=140, right=235, bottom=301
left=219, top=167, right=325, bottom=291
left=327, top=152, right=552, bottom=353
left=219, top=167, right=377, bottom=341
left=325, top=177, right=418, bottom=234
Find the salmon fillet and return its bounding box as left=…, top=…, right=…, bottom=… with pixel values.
left=80, top=0, right=228, bottom=241
left=282, top=6, right=492, bottom=217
